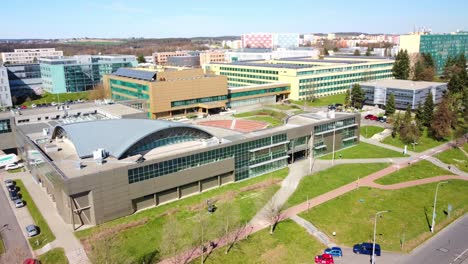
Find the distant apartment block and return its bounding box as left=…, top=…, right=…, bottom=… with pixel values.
left=222, top=40, right=242, bottom=49
left=152, top=51, right=189, bottom=65
left=242, top=33, right=300, bottom=49
left=0, top=65, right=12, bottom=107
left=225, top=49, right=319, bottom=62
left=5, top=64, right=42, bottom=97
left=399, top=33, right=468, bottom=74
left=1, top=48, right=63, bottom=64
left=167, top=56, right=200, bottom=67
left=40, top=55, right=137, bottom=93
left=200, top=51, right=226, bottom=65
left=361, top=79, right=447, bottom=109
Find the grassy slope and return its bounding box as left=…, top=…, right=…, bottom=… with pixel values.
left=382, top=129, right=449, bottom=152
left=0, top=236, right=4, bottom=255
left=21, top=92, right=89, bottom=107
left=435, top=144, right=468, bottom=173
left=38, top=247, right=68, bottom=264
left=375, top=160, right=453, bottom=185
left=195, top=220, right=324, bottom=264
left=300, top=180, right=468, bottom=252
left=15, top=180, right=56, bottom=249
left=76, top=168, right=289, bottom=261
left=266, top=104, right=300, bottom=110
left=234, top=109, right=286, bottom=127
left=319, top=142, right=405, bottom=160
left=286, top=163, right=389, bottom=208
left=290, top=93, right=346, bottom=107
left=360, top=126, right=385, bottom=138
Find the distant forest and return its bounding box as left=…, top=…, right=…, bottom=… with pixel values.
left=0, top=37, right=239, bottom=56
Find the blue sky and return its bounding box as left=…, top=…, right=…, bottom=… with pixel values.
left=2, top=0, right=467, bottom=38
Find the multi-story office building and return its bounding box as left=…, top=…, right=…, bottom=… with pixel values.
left=399, top=33, right=468, bottom=74
left=6, top=100, right=360, bottom=226
left=152, top=51, right=190, bottom=65
left=167, top=56, right=200, bottom=67
left=200, top=51, right=226, bottom=65
left=242, top=33, right=300, bottom=49
left=206, top=56, right=394, bottom=100
left=0, top=65, right=12, bottom=107
left=360, top=79, right=447, bottom=109
left=225, top=48, right=319, bottom=62
left=5, top=63, right=42, bottom=97
left=1, top=48, right=63, bottom=64
left=39, top=55, right=137, bottom=93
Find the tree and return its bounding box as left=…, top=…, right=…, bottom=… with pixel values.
left=392, top=49, right=410, bottom=80
left=87, top=229, right=135, bottom=264
left=412, top=60, right=424, bottom=81
left=159, top=216, right=191, bottom=264
left=448, top=74, right=464, bottom=94
left=385, top=93, right=396, bottom=115
left=353, top=49, right=361, bottom=56
left=137, top=54, right=146, bottom=63
left=365, top=48, right=371, bottom=56
left=422, top=53, right=435, bottom=69
left=392, top=113, right=401, bottom=138
left=323, top=48, right=329, bottom=56
left=415, top=103, right=424, bottom=129
left=333, top=47, right=339, bottom=52
left=422, top=91, right=434, bottom=127
left=344, top=89, right=351, bottom=107
left=89, top=83, right=107, bottom=100
left=430, top=96, right=456, bottom=140
left=261, top=196, right=283, bottom=234
left=350, top=84, right=365, bottom=108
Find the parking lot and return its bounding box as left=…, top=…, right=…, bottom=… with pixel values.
left=326, top=247, right=405, bottom=264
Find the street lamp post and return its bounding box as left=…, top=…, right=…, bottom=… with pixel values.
left=431, top=181, right=448, bottom=233
left=372, top=210, right=390, bottom=264
left=331, top=125, right=336, bottom=165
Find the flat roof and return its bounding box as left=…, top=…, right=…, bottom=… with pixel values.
left=360, top=79, right=447, bottom=90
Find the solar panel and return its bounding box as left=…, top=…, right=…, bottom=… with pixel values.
left=113, top=68, right=157, bottom=81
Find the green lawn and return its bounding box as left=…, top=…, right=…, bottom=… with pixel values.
left=20, top=92, right=89, bottom=107
left=38, top=248, right=68, bottom=264
left=382, top=129, right=449, bottom=153
left=375, top=160, right=453, bottom=185
left=195, top=220, right=324, bottom=264
left=319, top=142, right=406, bottom=160
left=300, top=180, right=468, bottom=252
left=234, top=109, right=287, bottom=127
left=290, top=93, right=346, bottom=107
left=0, top=235, right=4, bottom=255
left=266, top=104, right=301, bottom=110
left=76, top=168, right=289, bottom=261
left=360, top=126, right=385, bottom=139
left=7, top=168, right=23, bottom=173
left=15, top=180, right=56, bottom=249
left=286, top=163, right=389, bottom=208
left=435, top=144, right=468, bottom=173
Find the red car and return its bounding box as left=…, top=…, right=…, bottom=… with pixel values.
left=23, top=259, right=41, bottom=264
left=315, top=253, right=334, bottom=264
left=364, top=114, right=378, bottom=120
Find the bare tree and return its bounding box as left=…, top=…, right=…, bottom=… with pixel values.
left=159, top=216, right=191, bottom=264
left=88, top=83, right=107, bottom=100
left=86, top=230, right=134, bottom=264
left=262, top=196, right=283, bottom=234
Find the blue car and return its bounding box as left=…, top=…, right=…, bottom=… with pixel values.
left=324, top=247, right=343, bottom=257
left=353, top=242, right=381, bottom=256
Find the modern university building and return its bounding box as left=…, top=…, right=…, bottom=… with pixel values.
left=205, top=56, right=394, bottom=100
left=3, top=101, right=360, bottom=227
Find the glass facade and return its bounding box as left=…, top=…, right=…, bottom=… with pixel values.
left=229, top=86, right=289, bottom=98
left=171, top=95, right=227, bottom=107
left=0, top=119, right=11, bottom=133
left=419, top=34, right=468, bottom=75
left=110, top=79, right=149, bottom=100
left=128, top=134, right=288, bottom=184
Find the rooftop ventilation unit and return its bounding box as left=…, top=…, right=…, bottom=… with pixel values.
left=42, top=128, right=50, bottom=136
left=93, top=148, right=108, bottom=165
left=45, top=144, right=59, bottom=153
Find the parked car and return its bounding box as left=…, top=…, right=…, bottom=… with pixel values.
left=315, top=253, right=334, bottom=264
left=5, top=162, right=24, bottom=171
left=9, top=190, right=19, bottom=201
left=31, top=104, right=37, bottom=108
left=14, top=199, right=25, bottom=208
left=29, top=159, right=44, bottom=166
left=7, top=184, right=16, bottom=192
left=364, top=114, right=378, bottom=120
left=353, top=242, right=381, bottom=256
left=25, top=225, right=39, bottom=237
left=324, top=247, right=343, bottom=257
left=20, top=105, right=27, bottom=110
left=328, top=104, right=336, bottom=110
left=4, top=179, right=15, bottom=188
left=378, top=116, right=387, bottom=123
left=23, top=258, right=41, bottom=264
left=51, top=102, right=57, bottom=106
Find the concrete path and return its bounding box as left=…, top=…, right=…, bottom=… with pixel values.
left=290, top=215, right=335, bottom=247
left=360, top=137, right=417, bottom=156
left=424, top=156, right=468, bottom=177
left=363, top=175, right=466, bottom=189
left=7, top=172, right=89, bottom=264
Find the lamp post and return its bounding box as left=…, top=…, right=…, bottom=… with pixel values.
left=431, top=181, right=448, bottom=233
left=331, top=125, right=336, bottom=165
left=372, top=210, right=390, bottom=264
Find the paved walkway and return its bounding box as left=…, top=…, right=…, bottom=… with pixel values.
left=5, top=172, right=89, bottom=264
left=290, top=215, right=335, bottom=247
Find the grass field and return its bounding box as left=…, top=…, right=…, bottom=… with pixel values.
left=266, top=104, right=301, bottom=110
left=76, top=168, right=289, bottom=261
left=435, top=144, right=468, bottom=173
left=382, top=129, right=449, bottom=152
left=319, top=142, right=406, bottom=160
left=0, top=235, right=4, bottom=255
left=360, top=126, right=385, bottom=138
left=234, top=109, right=287, bottom=127
left=15, top=180, right=56, bottom=249
left=38, top=247, right=68, bottom=264
left=286, top=163, right=389, bottom=208
left=20, top=92, right=89, bottom=107
left=195, top=220, right=324, bottom=264
left=7, top=168, right=23, bottom=173
left=300, top=180, right=468, bottom=252
left=375, top=160, right=453, bottom=185
left=290, top=93, right=346, bottom=107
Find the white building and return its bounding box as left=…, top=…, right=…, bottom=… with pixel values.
left=222, top=40, right=242, bottom=49
left=1, top=48, right=63, bottom=64
left=225, top=48, right=319, bottom=62
left=0, top=65, right=12, bottom=107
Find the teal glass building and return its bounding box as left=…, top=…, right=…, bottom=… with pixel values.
left=40, top=55, right=137, bottom=94
left=420, top=34, right=468, bottom=74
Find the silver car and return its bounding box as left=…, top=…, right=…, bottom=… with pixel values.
left=25, top=225, right=38, bottom=237
left=14, top=199, right=24, bottom=208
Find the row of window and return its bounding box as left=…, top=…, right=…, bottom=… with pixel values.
left=219, top=67, right=279, bottom=75
left=314, top=118, right=356, bottom=133
left=297, top=63, right=393, bottom=75
left=0, top=119, right=11, bottom=134
left=227, top=78, right=270, bottom=85
left=229, top=86, right=289, bottom=98
left=171, top=95, right=228, bottom=107
left=111, top=85, right=149, bottom=99
left=299, top=70, right=392, bottom=84
left=220, top=72, right=279, bottom=81
left=110, top=79, right=149, bottom=91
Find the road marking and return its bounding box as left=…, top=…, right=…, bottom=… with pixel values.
left=453, top=248, right=468, bottom=263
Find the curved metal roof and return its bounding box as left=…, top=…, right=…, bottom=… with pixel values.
left=51, top=119, right=214, bottom=159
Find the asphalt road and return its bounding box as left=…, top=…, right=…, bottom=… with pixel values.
left=0, top=180, right=32, bottom=261
left=400, top=213, right=468, bottom=264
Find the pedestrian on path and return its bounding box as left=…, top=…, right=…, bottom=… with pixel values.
left=448, top=165, right=451, bottom=170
